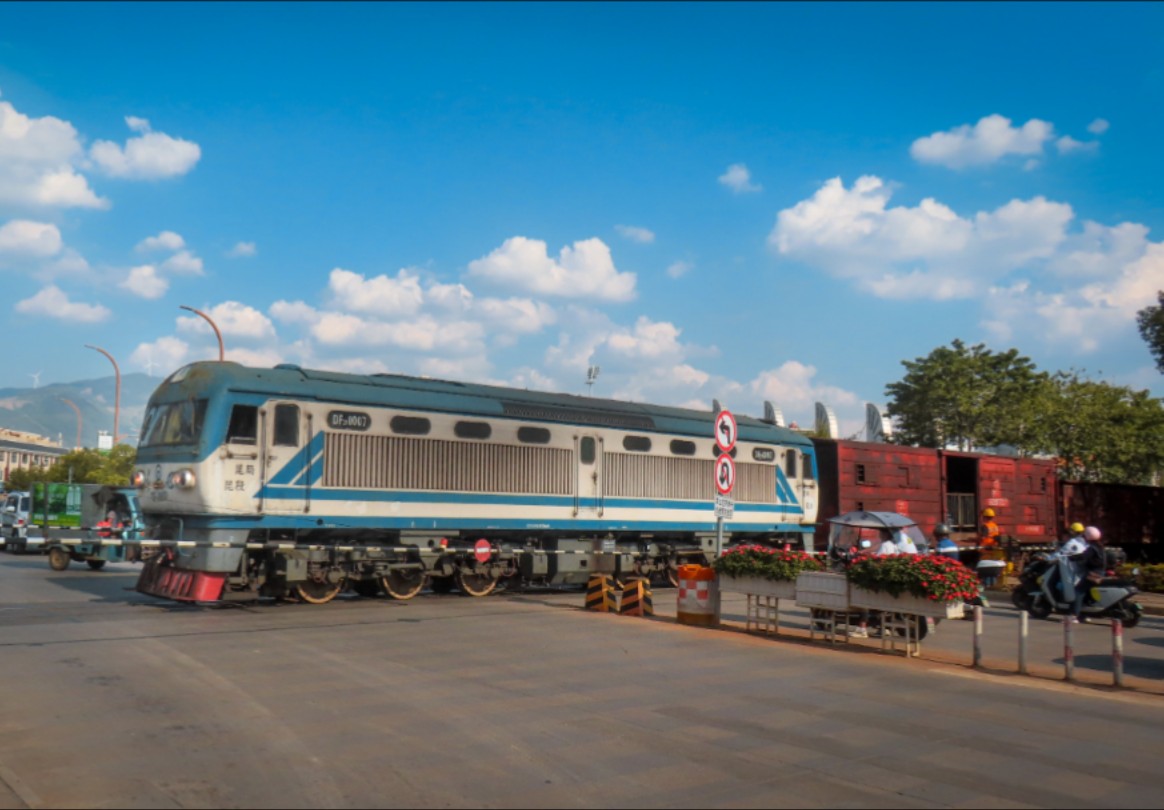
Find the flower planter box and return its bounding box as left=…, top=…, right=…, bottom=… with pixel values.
left=849, top=586, right=964, bottom=619
left=718, top=576, right=796, bottom=600
left=795, top=572, right=849, bottom=611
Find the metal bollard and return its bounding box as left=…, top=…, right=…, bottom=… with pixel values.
left=1064, top=618, right=1075, bottom=681
left=1112, top=618, right=1124, bottom=688
left=1018, top=611, right=1029, bottom=675
left=972, top=605, right=983, bottom=667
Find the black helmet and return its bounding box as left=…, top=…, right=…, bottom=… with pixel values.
left=934, top=523, right=951, bottom=537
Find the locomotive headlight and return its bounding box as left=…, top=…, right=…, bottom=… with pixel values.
left=168, top=469, right=197, bottom=489
left=131, top=470, right=146, bottom=488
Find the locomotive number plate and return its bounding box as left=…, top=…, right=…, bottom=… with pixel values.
left=328, top=410, right=371, bottom=431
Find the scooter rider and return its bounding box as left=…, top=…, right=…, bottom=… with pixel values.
left=1071, top=526, right=1106, bottom=623
left=1050, top=523, right=1089, bottom=605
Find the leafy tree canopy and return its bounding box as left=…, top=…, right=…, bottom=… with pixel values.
left=1138, top=290, right=1164, bottom=374
left=5, top=445, right=136, bottom=491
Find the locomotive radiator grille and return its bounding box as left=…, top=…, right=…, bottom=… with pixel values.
left=603, top=452, right=778, bottom=504
left=323, top=433, right=572, bottom=494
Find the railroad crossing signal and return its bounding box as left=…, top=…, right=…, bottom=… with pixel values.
left=714, top=409, right=737, bottom=453
left=714, top=454, right=736, bottom=495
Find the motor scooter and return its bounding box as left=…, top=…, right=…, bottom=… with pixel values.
left=1011, top=553, right=1142, bottom=627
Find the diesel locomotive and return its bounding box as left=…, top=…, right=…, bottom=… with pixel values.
left=131, top=362, right=819, bottom=603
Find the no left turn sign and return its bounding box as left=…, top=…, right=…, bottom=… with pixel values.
left=714, top=454, right=736, bottom=495
left=715, top=409, right=737, bottom=453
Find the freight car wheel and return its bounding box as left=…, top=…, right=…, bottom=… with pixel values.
left=48, top=547, right=70, bottom=571
left=295, top=579, right=343, bottom=604
left=383, top=569, right=425, bottom=600
left=455, top=569, right=497, bottom=597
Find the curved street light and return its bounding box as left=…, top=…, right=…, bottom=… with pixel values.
left=84, top=344, right=120, bottom=445
left=59, top=397, right=83, bottom=449
left=179, top=305, right=225, bottom=361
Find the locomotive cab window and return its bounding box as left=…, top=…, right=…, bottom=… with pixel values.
left=226, top=404, right=258, bottom=444
left=785, top=451, right=798, bottom=478
left=579, top=436, right=596, bottom=464
left=273, top=404, right=300, bottom=447
left=802, top=455, right=815, bottom=480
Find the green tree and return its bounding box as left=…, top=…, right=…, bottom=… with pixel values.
left=885, top=340, right=1050, bottom=452
left=1038, top=372, right=1164, bottom=484
left=1138, top=290, right=1164, bottom=374
left=5, top=445, right=137, bottom=491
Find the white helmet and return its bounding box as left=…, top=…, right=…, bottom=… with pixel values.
left=1084, top=526, right=1102, bottom=542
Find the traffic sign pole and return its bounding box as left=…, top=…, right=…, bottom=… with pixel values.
left=713, top=409, right=737, bottom=559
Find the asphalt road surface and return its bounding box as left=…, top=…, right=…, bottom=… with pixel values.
left=2, top=554, right=1164, bottom=809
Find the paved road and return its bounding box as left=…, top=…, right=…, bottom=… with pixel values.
left=2, top=554, right=1164, bottom=808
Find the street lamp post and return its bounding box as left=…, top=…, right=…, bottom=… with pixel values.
left=59, top=397, right=83, bottom=449
left=179, top=305, right=225, bottom=361
left=84, top=344, right=120, bottom=445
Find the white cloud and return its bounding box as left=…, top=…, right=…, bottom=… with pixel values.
left=311, top=312, right=483, bottom=353
left=606, top=316, right=685, bottom=361
left=14, top=285, right=110, bottom=323
left=227, top=241, right=256, bottom=258
left=89, top=117, right=201, bottom=179
left=269, top=299, right=321, bottom=326
left=1056, top=135, right=1098, bottom=155
left=474, top=297, right=557, bottom=334
left=120, top=264, right=168, bottom=299
left=426, top=282, right=474, bottom=313
left=770, top=175, right=1073, bottom=299
left=224, top=346, right=284, bottom=368
left=910, top=114, right=1053, bottom=169
left=614, top=225, right=655, bottom=244
left=136, top=231, right=185, bottom=252
left=718, top=163, right=762, bottom=193
left=160, top=250, right=204, bottom=275
left=0, top=220, right=62, bottom=257
left=467, top=236, right=636, bottom=302
left=666, top=260, right=692, bottom=279
left=1088, top=118, right=1110, bottom=135
left=0, top=99, right=109, bottom=209
left=328, top=267, right=425, bottom=316
left=177, top=301, right=276, bottom=340
left=130, top=336, right=189, bottom=376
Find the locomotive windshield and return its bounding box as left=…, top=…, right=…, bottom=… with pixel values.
left=140, top=398, right=208, bottom=447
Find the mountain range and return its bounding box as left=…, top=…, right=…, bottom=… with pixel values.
left=0, top=373, right=158, bottom=449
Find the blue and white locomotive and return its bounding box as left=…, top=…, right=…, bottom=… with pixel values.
left=131, top=361, right=818, bottom=603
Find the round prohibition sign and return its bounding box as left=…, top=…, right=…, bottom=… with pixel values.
left=714, top=454, right=736, bottom=495
left=474, top=538, right=492, bottom=563
left=714, top=409, right=738, bottom=453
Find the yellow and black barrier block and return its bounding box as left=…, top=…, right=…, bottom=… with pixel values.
left=585, top=574, right=617, bottom=612
left=619, top=578, right=654, bottom=617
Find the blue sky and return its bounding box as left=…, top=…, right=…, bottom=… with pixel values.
left=0, top=2, right=1161, bottom=436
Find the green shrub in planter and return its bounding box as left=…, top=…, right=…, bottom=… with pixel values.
left=712, top=545, right=824, bottom=582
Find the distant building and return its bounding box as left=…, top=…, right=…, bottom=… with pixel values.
left=0, top=428, right=68, bottom=485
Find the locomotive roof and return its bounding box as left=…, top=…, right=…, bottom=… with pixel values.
left=160, top=361, right=813, bottom=447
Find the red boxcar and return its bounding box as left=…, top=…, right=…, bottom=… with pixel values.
left=811, top=439, right=1058, bottom=550
left=1060, top=481, right=1164, bottom=561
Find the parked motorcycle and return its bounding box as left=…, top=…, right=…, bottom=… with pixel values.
left=1011, top=553, right=1142, bottom=627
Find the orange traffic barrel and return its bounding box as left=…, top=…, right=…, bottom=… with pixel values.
left=676, top=564, right=720, bottom=627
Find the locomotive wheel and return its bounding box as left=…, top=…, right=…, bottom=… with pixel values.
left=382, top=569, right=425, bottom=600
left=455, top=569, right=497, bottom=597
left=350, top=579, right=382, bottom=598
left=429, top=576, right=455, bottom=594
left=48, top=547, right=71, bottom=571
left=295, top=578, right=343, bottom=604
left=86, top=559, right=107, bottom=571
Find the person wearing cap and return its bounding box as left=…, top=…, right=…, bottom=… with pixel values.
left=979, top=507, right=1002, bottom=586
left=1070, top=526, right=1106, bottom=623
left=933, top=523, right=960, bottom=560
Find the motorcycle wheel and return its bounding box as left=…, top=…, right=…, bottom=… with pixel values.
left=1028, top=595, right=1053, bottom=620
left=1011, top=588, right=1033, bottom=611
left=1119, top=602, right=1142, bottom=629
